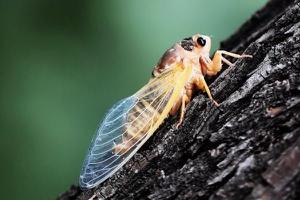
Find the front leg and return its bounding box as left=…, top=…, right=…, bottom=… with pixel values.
left=203, top=50, right=252, bottom=76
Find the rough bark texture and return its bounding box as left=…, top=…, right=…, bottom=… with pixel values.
left=58, top=0, right=300, bottom=199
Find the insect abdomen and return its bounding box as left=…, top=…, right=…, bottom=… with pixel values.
left=113, top=99, right=160, bottom=155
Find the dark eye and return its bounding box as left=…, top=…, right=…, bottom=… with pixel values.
left=197, top=37, right=206, bottom=46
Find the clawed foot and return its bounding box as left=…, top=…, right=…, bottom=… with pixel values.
left=175, top=120, right=183, bottom=129
left=213, top=100, right=220, bottom=107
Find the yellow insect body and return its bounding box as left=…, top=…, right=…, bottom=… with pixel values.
left=79, top=34, right=251, bottom=189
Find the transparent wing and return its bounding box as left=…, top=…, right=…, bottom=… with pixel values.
left=79, top=66, right=191, bottom=189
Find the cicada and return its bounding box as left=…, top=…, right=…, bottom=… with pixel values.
left=79, top=34, right=251, bottom=189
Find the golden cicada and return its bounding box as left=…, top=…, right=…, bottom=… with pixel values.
left=79, top=34, right=251, bottom=189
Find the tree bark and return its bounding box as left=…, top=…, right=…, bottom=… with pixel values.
left=58, top=0, right=300, bottom=199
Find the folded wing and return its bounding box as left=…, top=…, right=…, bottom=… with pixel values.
left=80, top=65, right=191, bottom=189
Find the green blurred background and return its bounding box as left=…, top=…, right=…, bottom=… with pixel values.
left=0, top=0, right=267, bottom=199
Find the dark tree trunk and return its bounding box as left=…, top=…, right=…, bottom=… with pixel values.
left=58, top=0, right=300, bottom=199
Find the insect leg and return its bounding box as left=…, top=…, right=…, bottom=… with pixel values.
left=217, top=50, right=252, bottom=59
left=221, top=57, right=234, bottom=66
left=88, top=194, right=96, bottom=200
left=175, top=94, right=189, bottom=128
left=205, top=50, right=252, bottom=76
left=169, top=97, right=182, bottom=116
left=197, top=76, right=219, bottom=106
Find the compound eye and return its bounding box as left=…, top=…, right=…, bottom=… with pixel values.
left=197, top=37, right=206, bottom=47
